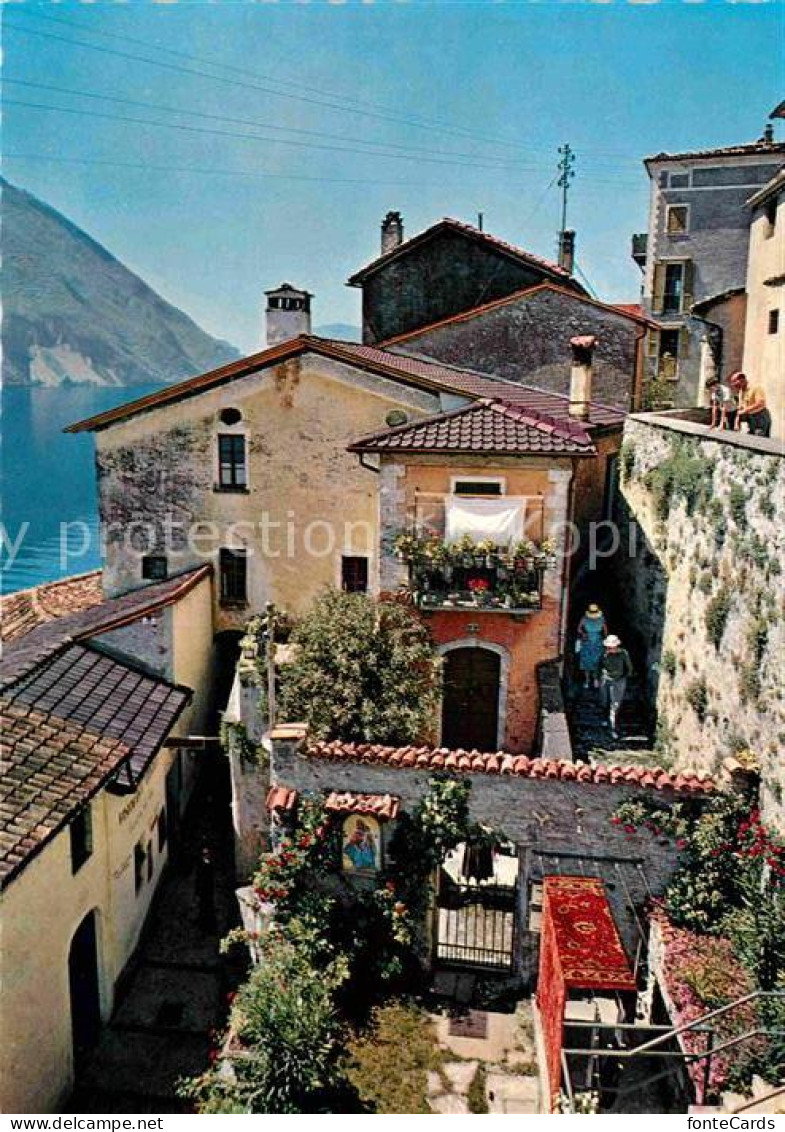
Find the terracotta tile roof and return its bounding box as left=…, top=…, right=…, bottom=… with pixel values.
left=1, top=571, right=104, bottom=643
left=349, top=399, right=596, bottom=457
left=324, top=791, right=400, bottom=821
left=645, top=141, right=785, bottom=167
left=1, top=646, right=190, bottom=888
left=304, top=739, right=715, bottom=794
left=379, top=283, right=657, bottom=348
left=0, top=565, right=211, bottom=691
left=266, top=785, right=298, bottom=813
left=348, top=217, right=580, bottom=287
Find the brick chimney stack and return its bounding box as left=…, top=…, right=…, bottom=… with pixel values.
left=569, top=335, right=597, bottom=420
left=381, top=211, right=404, bottom=255
left=558, top=229, right=576, bottom=275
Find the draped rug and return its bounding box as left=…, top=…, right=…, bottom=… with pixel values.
left=537, top=875, right=637, bottom=1109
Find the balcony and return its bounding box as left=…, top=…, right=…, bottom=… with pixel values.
left=394, top=533, right=555, bottom=615
left=631, top=233, right=647, bottom=269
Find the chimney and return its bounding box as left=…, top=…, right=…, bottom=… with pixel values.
left=264, top=283, right=312, bottom=347
left=381, top=211, right=404, bottom=255
left=558, top=229, right=576, bottom=274
left=762, top=122, right=775, bottom=145
left=569, top=335, right=597, bottom=420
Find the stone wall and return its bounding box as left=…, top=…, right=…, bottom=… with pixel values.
left=359, top=227, right=547, bottom=344
left=613, top=413, right=785, bottom=829
left=266, top=729, right=708, bottom=966
left=390, top=287, right=643, bottom=410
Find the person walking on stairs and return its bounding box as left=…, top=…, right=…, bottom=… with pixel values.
left=601, top=635, right=634, bottom=738
left=576, top=604, right=607, bottom=689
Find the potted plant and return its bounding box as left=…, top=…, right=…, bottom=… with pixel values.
left=456, top=534, right=476, bottom=568
left=512, top=539, right=535, bottom=572
left=467, top=577, right=491, bottom=606
left=538, top=537, right=557, bottom=569
left=477, top=538, right=497, bottom=569
left=394, top=531, right=421, bottom=563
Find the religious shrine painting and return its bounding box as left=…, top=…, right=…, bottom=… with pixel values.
left=341, top=813, right=381, bottom=873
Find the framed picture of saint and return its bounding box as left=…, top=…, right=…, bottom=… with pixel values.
left=341, top=814, right=381, bottom=873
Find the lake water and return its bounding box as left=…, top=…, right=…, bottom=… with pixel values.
left=1, top=384, right=164, bottom=594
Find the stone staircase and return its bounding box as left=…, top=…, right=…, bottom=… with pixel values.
left=567, top=678, right=654, bottom=762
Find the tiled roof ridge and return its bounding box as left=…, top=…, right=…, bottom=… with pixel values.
left=347, top=216, right=576, bottom=287
left=378, top=281, right=656, bottom=348
left=349, top=397, right=494, bottom=449
left=645, top=140, right=785, bottom=166
left=302, top=738, right=715, bottom=794
left=490, top=400, right=594, bottom=445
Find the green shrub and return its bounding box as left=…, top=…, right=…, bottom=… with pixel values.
left=686, top=678, right=709, bottom=722
left=739, top=664, right=761, bottom=706
left=278, top=590, right=441, bottom=745
left=729, top=483, right=748, bottom=530
left=705, top=587, right=732, bottom=649
left=661, top=650, right=677, bottom=678
left=747, top=617, right=769, bottom=665
left=345, top=1002, right=442, bottom=1114
left=644, top=439, right=714, bottom=519
left=467, top=1065, right=489, bottom=1114
left=620, top=441, right=636, bottom=483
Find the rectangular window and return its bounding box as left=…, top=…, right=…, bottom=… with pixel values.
left=662, top=263, right=685, bottom=314
left=219, top=548, right=248, bottom=605
left=341, top=555, right=369, bottom=593
left=764, top=198, right=777, bottom=237
left=217, top=434, right=247, bottom=490
left=657, top=328, right=681, bottom=380
left=146, top=840, right=154, bottom=882
left=134, top=842, right=146, bottom=894
left=142, top=555, right=168, bottom=581
left=769, top=309, right=780, bottom=335
left=158, top=808, right=168, bottom=853
left=70, top=805, right=93, bottom=874
left=668, top=172, right=690, bottom=189
left=666, top=205, right=689, bottom=235
left=452, top=479, right=504, bottom=496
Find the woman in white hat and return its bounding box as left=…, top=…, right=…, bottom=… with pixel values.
left=600, top=635, right=634, bottom=738
left=576, top=604, right=607, bottom=689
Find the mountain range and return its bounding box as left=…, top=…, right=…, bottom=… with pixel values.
left=2, top=179, right=241, bottom=387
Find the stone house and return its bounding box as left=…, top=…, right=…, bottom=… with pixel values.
left=742, top=167, right=785, bottom=437
left=0, top=567, right=214, bottom=1113
left=348, top=350, right=624, bottom=755
left=633, top=134, right=785, bottom=405
left=348, top=215, right=651, bottom=410
left=348, top=214, right=585, bottom=345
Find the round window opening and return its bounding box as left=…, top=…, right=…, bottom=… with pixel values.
left=385, top=409, right=408, bottom=428
left=220, top=407, right=243, bottom=426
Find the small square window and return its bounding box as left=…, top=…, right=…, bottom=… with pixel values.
left=666, top=205, right=689, bottom=235
left=341, top=555, right=369, bottom=593
left=669, top=172, right=690, bottom=189
left=769, top=309, right=780, bottom=335
left=142, top=555, right=168, bottom=581
left=70, top=805, right=93, bottom=874
left=219, top=548, right=248, bottom=605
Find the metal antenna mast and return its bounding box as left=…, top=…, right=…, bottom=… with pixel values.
left=557, top=143, right=576, bottom=238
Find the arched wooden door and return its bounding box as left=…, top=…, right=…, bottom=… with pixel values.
left=441, top=647, right=501, bottom=752
left=68, top=910, right=101, bottom=1068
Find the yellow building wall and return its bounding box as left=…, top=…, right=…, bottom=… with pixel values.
left=95, top=354, right=440, bottom=628
left=743, top=200, right=785, bottom=437
left=0, top=750, right=174, bottom=1113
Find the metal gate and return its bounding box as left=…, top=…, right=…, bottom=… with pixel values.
left=436, top=872, right=517, bottom=970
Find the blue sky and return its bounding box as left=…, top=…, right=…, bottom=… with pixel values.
left=4, top=1, right=782, bottom=353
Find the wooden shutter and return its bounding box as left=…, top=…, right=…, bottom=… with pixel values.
left=652, top=263, right=666, bottom=315
left=682, top=260, right=695, bottom=311
left=679, top=325, right=691, bottom=359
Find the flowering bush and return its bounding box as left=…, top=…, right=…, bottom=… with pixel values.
left=467, top=577, right=490, bottom=595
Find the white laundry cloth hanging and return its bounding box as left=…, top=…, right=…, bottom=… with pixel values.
left=445, top=496, right=525, bottom=544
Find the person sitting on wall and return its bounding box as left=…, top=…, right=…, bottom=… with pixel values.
left=730, top=372, right=772, bottom=438
left=600, top=635, right=634, bottom=739
left=577, top=603, right=607, bottom=689
left=705, top=376, right=737, bottom=430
